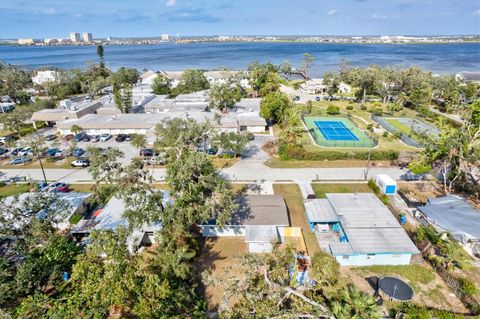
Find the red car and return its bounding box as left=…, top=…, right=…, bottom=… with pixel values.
left=46, top=182, right=71, bottom=193
left=64, top=134, right=74, bottom=141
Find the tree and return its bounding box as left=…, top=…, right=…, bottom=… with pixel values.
left=96, top=44, right=104, bottom=68
left=70, top=124, right=83, bottom=135
left=330, top=285, right=380, bottom=319
left=259, top=91, right=292, bottom=125
left=300, top=53, right=315, bottom=79
left=178, top=69, right=209, bottom=93
left=247, top=61, right=278, bottom=96
left=0, top=62, right=32, bottom=103
left=113, top=83, right=132, bottom=113
left=280, top=106, right=304, bottom=145
left=130, top=134, right=146, bottom=149
left=343, top=66, right=383, bottom=105
left=208, top=80, right=243, bottom=112
left=212, top=132, right=251, bottom=157
left=151, top=74, right=172, bottom=95
left=24, top=136, right=48, bottom=184
left=323, top=72, right=340, bottom=97
left=154, top=118, right=212, bottom=149
left=111, top=67, right=139, bottom=85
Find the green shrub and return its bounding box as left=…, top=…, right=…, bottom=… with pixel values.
left=456, top=276, right=477, bottom=296
left=69, top=213, right=83, bottom=225
left=326, top=105, right=340, bottom=115
left=278, top=144, right=399, bottom=161
left=360, top=104, right=367, bottom=111
left=368, top=179, right=380, bottom=194
left=366, top=124, right=373, bottom=131
left=346, top=105, right=353, bottom=111
left=382, top=131, right=389, bottom=137
left=373, top=108, right=383, bottom=116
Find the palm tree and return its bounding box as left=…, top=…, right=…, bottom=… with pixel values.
left=70, top=125, right=83, bottom=136
left=331, top=285, right=380, bottom=319
left=96, top=44, right=104, bottom=68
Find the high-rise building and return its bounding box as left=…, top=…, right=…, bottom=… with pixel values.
left=70, top=32, right=81, bottom=43
left=83, top=32, right=93, bottom=42
left=161, top=34, right=170, bottom=41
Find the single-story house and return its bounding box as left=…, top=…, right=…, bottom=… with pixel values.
left=32, top=70, right=58, bottom=85
left=305, top=193, right=419, bottom=266
left=140, top=70, right=158, bottom=85
left=417, top=195, right=480, bottom=256
left=71, top=193, right=170, bottom=253
left=301, top=78, right=327, bottom=95
left=31, top=99, right=102, bottom=128
left=201, top=195, right=290, bottom=253
left=3, top=192, right=92, bottom=231
left=160, top=71, right=184, bottom=88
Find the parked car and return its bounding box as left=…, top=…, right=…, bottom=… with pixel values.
left=45, top=134, right=57, bottom=141
left=90, top=135, right=100, bottom=143
left=10, top=147, right=22, bottom=156
left=64, top=134, right=74, bottom=141
left=125, top=135, right=132, bottom=141
left=71, top=159, right=90, bottom=167
left=46, top=182, right=70, bottom=193
left=19, top=147, right=33, bottom=156
left=0, top=148, right=9, bottom=156
left=315, top=96, right=321, bottom=101
left=0, top=135, right=16, bottom=144
left=45, top=148, right=62, bottom=157
left=81, top=135, right=91, bottom=142
left=72, top=148, right=85, bottom=157
left=75, top=133, right=88, bottom=142
left=139, top=148, right=154, bottom=157
left=10, top=156, right=32, bottom=165
left=294, top=96, right=301, bottom=101
left=207, top=146, right=218, bottom=155
left=143, top=156, right=167, bottom=166
left=115, top=134, right=127, bottom=142
left=306, top=194, right=316, bottom=199
left=99, top=133, right=112, bottom=142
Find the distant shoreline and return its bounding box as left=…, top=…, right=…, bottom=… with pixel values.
left=2, top=40, right=480, bottom=47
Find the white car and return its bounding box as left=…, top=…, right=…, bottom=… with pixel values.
left=19, top=147, right=33, bottom=156
left=99, top=133, right=112, bottom=142
left=71, top=159, right=90, bottom=167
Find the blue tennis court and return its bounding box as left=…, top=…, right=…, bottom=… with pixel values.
left=314, top=120, right=359, bottom=141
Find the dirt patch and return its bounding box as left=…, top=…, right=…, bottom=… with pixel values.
left=341, top=263, right=468, bottom=314
left=196, top=237, right=247, bottom=311
left=398, top=181, right=444, bottom=203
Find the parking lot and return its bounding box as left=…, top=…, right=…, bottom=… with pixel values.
left=0, top=130, right=143, bottom=168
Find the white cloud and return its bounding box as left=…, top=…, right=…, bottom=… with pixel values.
left=327, top=9, right=338, bottom=16
left=165, top=0, right=176, bottom=7
left=474, top=9, right=480, bottom=15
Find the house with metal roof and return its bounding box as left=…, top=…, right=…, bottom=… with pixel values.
left=201, top=195, right=290, bottom=253
left=305, top=193, right=419, bottom=266
left=417, top=195, right=480, bottom=257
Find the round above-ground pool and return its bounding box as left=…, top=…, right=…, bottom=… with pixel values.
left=378, top=276, right=414, bottom=301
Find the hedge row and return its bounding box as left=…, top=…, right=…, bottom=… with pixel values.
left=278, top=144, right=399, bottom=161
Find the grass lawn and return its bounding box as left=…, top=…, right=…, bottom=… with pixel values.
left=265, top=157, right=393, bottom=168
left=386, top=118, right=413, bottom=135
left=311, top=183, right=373, bottom=198
left=273, top=183, right=320, bottom=255
left=351, top=265, right=435, bottom=285
left=211, top=157, right=240, bottom=169
left=0, top=183, right=31, bottom=198
left=0, top=157, right=76, bottom=169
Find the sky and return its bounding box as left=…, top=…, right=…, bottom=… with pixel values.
left=1, top=0, right=479, bottom=38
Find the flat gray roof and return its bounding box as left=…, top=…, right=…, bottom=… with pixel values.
left=325, top=193, right=418, bottom=255
left=245, top=225, right=278, bottom=242
left=230, top=195, right=289, bottom=226
left=418, top=195, right=480, bottom=243
left=305, top=199, right=338, bottom=223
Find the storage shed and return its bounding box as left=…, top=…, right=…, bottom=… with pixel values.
left=375, top=174, right=397, bottom=195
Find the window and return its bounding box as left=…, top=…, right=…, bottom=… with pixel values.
left=367, top=254, right=376, bottom=259
left=342, top=256, right=349, bottom=260
left=240, top=125, right=247, bottom=131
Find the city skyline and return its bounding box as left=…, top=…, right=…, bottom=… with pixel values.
left=0, top=0, right=479, bottom=38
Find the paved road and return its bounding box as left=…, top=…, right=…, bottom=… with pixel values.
left=1, top=166, right=408, bottom=184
